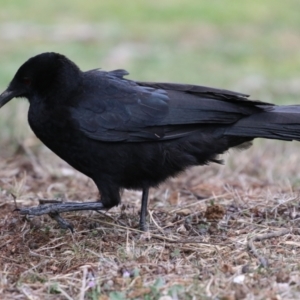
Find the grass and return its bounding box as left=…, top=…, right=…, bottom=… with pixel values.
left=1, top=141, right=300, bottom=299
left=0, top=0, right=300, bottom=299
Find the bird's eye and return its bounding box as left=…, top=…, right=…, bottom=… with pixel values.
left=22, top=77, right=31, bottom=86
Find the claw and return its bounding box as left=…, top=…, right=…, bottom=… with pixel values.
left=49, top=212, right=74, bottom=232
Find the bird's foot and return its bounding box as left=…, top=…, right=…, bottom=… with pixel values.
left=48, top=211, right=74, bottom=232
left=16, top=201, right=105, bottom=232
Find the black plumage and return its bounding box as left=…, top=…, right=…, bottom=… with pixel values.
left=0, top=52, right=300, bottom=231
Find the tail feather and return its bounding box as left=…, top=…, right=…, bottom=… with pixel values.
left=225, top=105, right=300, bottom=142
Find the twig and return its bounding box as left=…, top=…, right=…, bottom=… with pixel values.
left=77, top=218, right=227, bottom=245
left=56, top=287, right=73, bottom=300
left=247, top=228, right=291, bottom=268
left=148, top=210, right=165, bottom=234
left=79, top=266, right=88, bottom=300
left=0, top=255, right=25, bottom=264
left=10, top=193, right=18, bottom=210
left=94, top=210, right=128, bottom=227
left=271, top=196, right=299, bottom=212
left=0, top=240, right=11, bottom=249
left=168, top=193, right=230, bottom=213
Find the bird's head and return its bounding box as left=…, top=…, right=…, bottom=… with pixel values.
left=0, top=52, right=81, bottom=107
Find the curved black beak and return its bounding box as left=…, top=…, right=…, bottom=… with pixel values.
left=0, top=89, right=20, bottom=108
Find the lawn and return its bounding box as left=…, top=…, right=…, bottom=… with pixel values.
left=0, top=1, right=300, bottom=299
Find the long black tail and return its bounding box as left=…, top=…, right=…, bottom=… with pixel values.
left=225, top=105, right=300, bottom=141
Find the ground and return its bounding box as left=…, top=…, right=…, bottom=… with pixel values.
left=1, top=1, right=300, bottom=299
left=0, top=139, right=300, bottom=299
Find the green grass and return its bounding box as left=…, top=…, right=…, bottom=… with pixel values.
left=0, top=0, right=300, bottom=140
left=1, top=0, right=299, bottom=26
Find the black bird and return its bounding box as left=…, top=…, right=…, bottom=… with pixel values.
left=1, top=52, right=300, bottom=231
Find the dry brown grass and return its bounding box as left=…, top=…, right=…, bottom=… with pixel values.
left=1, top=138, right=300, bottom=299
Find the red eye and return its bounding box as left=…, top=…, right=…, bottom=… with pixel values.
left=22, top=77, right=31, bottom=85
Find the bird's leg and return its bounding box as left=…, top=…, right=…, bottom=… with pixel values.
left=17, top=201, right=105, bottom=215
left=139, top=187, right=149, bottom=231
left=16, top=201, right=105, bottom=231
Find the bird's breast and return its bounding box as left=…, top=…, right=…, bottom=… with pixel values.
left=27, top=102, right=98, bottom=177
left=28, top=103, right=75, bottom=154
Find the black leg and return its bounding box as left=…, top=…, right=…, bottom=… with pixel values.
left=17, top=201, right=105, bottom=215
left=16, top=201, right=105, bottom=231
left=139, top=187, right=149, bottom=231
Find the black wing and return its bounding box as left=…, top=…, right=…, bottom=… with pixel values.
left=70, top=69, right=272, bottom=142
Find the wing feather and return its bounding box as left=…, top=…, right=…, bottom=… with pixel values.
left=71, top=69, right=268, bottom=142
